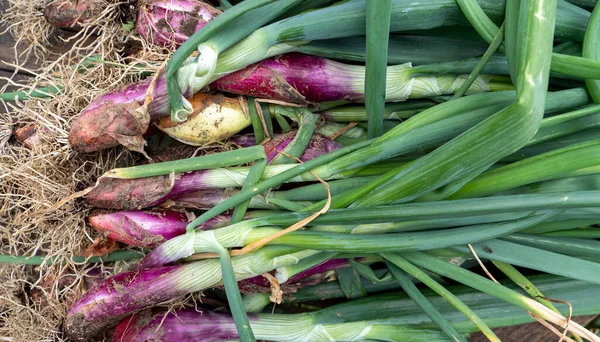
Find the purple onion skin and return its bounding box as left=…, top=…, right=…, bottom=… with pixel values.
left=113, top=309, right=243, bottom=342
left=44, top=0, right=106, bottom=27
left=65, top=264, right=184, bottom=341
left=84, top=170, right=213, bottom=209
left=137, top=0, right=221, bottom=48
left=84, top=133, right=340, bottom=210
left=288, top=258, right=350, bottom=283
left=85, top=173, right=170, bottom=209
left=89, top=210, right=187, bottom=245
left=83, top=266, right=115, bottom=290
left=229, top=134, right=257, bottom=147
left=163, top=189, right=235, bottom=210
left=212, top=53, right=363, bottom=104
left=264, top=132, right=342, bottom=162
left=68, top=73, right=175, bottom=153
left=88, top=210, right=231, bottom=247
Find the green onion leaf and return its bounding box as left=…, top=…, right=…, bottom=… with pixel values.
left=365, top=0, right=392, bottom=138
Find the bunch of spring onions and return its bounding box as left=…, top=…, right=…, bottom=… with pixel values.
left=5, top=0, right=600, bottom=341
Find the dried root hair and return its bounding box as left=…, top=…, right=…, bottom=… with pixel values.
left=0, top=2, right=215, bottom=338
left=3, top=0, right=133, bottom=68
left=0, top=43, right=156, bottom=341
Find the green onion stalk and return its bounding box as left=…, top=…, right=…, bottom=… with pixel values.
left=318, top=101, right=436, bottom=122
left=242, top=293, right=272, bottom=313
left=83, top=160, right=399, bottom=210
left=321, top=0, right=558, bottom=208
left=209, top=53, right=501, bottom=105
left=447, top=139, right=600, bottom=199
left=112, top=274, right=600, bottom=341
left=454, top=0, right=600, bottom=81
left=113, top=308, right=451, bottom=342
left=450, top=239, right=600, bottom=284
left=502, top=233, right=600, bottom=259
left=390, top=252, right=600, bottom=341
left=318, top=208, right=600, bottom=235
left=155, top=28, right=510, bottom=98
left=139, top=191, right=600, bottom=268
left=296, top=35, right=490, bottom=66
left=497, top=172, right=600, bottom=197
left=543, top=228, right=600, bottom=238
left=114, top=86, right=584, bottom=224
left=64, top=246, right=314, bottom=340
left=521, top=217, right=600, bottom=235
left=168, top=0, right=589, bottom=114
left=164, top=0, right=305, bottom=122
left=583, top=0, right=600, bottom=102
left=502, top=130, right=600, bottom=163
left=65, top=190, right=600, bottom=338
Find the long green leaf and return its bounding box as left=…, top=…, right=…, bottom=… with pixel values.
left=0, top=250, right=144, bottom=265
left=385, top=260, right=468, bottom=342
left=297, top=35, right=489, bottom=65
left=336, top=266, right=367, bottom=299
left=403, top=251, right=599, bottom=340
left=270, top=108, right=316, bottom=165
left=583, top=1, right=600, bottom=102
left=255, top=211, right=556, bottom=252
left=351, top=0, right=556, bottom=206
left=365, top=0, right=392, bottom=138
left=502, top=233, right=600, bottom=258
left=452, top=239, right=600, bottom=284
left=453, top=23, right=505, bottom=99
left=456, top=0, right=502, bottom=43
left=383, top=254, right=498, bottom=341
left=247, top=97, right=265, bottom=143
left=216, top=247, right=256, bottom=342
left=106, top=146, right=266, bottom=178
left=449, top=139, right=600, bottom=199
left=491, top=261, right=560, bottom=312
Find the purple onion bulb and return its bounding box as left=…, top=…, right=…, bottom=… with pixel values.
left=136, top=0, right=222, bottom=48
